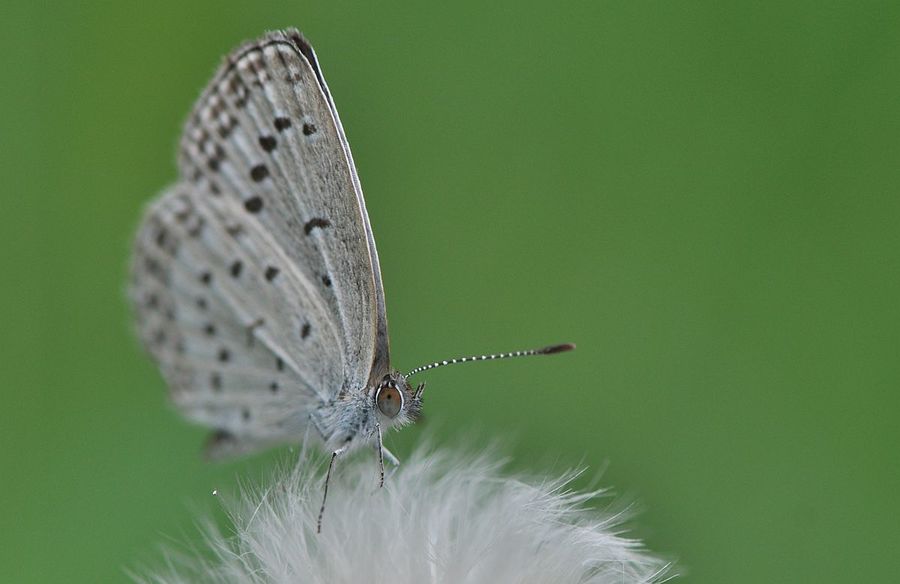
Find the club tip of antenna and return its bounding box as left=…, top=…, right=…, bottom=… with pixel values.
left=540, top=343, right=576, bottom=355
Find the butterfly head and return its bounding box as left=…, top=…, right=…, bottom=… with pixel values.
left=373, top=373, right=424, bottom=428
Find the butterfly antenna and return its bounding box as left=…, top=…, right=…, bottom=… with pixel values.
left=405, top=343, right=576, bottom=378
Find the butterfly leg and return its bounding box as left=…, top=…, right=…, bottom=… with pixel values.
left=373, top=422, right=401, bottom=489
left=382, top=446, right=400, bottom=467
left=317, top=443, right=348, bottom=534
left=308, top=411, right=328, bottom=441
left=374, top=421, right=386, bottom=488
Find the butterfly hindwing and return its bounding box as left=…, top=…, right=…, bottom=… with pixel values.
left=131, top=183, right=341, bottom=447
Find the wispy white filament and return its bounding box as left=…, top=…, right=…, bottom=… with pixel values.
left=138, top=444, right=674, bottom=583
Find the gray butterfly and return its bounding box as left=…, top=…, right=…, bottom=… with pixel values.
left=129, top=28, right=574, bottom=531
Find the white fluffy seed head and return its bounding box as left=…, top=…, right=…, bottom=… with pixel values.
left=137, top=444, right=674, bottom=584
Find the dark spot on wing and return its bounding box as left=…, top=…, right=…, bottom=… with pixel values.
left=259, top=135, right=277, bottom=152
left=302, top=122, right=317, bottom=136
left=218, top=348, right=230, bottom=363
left=208, top=429, right=232, bottom=447
left=227, top=75, right=249, bottom=108
left=187, top=216, right=205, bottom=238
left=211, top=372, right=222, bottom=391
left=321, top=274, right=332, bottom=287
left=269, top=382, right=279, bottom=393
left=246, top=318, right=264, bottom=347
left=207, top=144, right=225, bottom=172
left=265, top=266, right=279, bottom=281
left=200, top=271, right=212, bottom=285
left=204, top=323, right=216, bottom=336
left=276, top=357, right=284, bottom=371
left=304, top=217, right=331, bottom=235
left=250, top=164, right=269, bottom=182
left=174, top=203, right=191, bottom=223
left=143, top=257, right=161, bottom=276
left=218, top=116, right=237, bottom=139
left=242, top=408, right=251, bottom=421
left=244, top=196, right=263, bottom=213
left=196, top=297, right=207, bottom=310
left=274, top=117, right=291, bottom=132
left=301, top=322, right=311, bottom=339
left=230, top=260, right=242, bottom=278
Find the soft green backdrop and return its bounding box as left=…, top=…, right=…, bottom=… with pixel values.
left=2, top=1, right=898, bottom=582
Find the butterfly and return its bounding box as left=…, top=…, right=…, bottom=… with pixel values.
left=129, top=28, right=574, bottom=531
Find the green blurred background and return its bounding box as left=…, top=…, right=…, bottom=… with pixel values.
left=2, top=1, right=898, bottom=581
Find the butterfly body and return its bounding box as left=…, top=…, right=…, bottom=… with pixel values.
left=310, top=373, right=421, bottom=452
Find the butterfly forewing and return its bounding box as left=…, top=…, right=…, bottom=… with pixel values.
left=295, top=38, right=392, bottom=384
left=178, top=30, right=385, bottom=391
left=131, top=29, right=390, bottom=453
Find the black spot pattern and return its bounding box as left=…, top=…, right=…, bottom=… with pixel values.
left=230, top=260, right=242, bottom=277
left=200, top=271, right=212, bottom=285
left=259, top=135, right=277, bottom=152
left=274, top=117, right=291, bottom=132
left=304, top=217, right=331, bottom=235
left=321, top=274, right=332, bottom=287
left=187, top=216, right=205, bottom=238
left=265, top=266, right=279, bottom=281
left=244, top=196, right=263, bottom=213
left=218, top=348, right=230, bottom=363
left=204, top=323, right=216, bottom=336
left=218, top=117, right=237, bottom=139
left=207, top=144, right=225, bottom=171
left=301, top=322, right=311, bottom=339
left=250, top=164, right=269, bottom=182
left=302, top=122, right=317, bottom=136
left=246, top=318, right=264, bottom=347
left=269, top=382, right=279, bottom=393
left=227, top=75, right=249, bottom=108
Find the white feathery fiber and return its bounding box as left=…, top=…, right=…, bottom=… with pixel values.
left=138, top=444, right=674, bottom=583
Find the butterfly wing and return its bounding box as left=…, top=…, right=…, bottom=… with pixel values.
left=130, top=30, right=390, bottom=455
left=131, top=184, right=343, bottom=453
left=292, top=35, right=391, bottom=384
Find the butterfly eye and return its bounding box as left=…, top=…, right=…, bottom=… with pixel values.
left=376, top=384, right=403, bottom=418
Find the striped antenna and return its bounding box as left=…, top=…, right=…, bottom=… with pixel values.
left=405, top=343, right=576, bottom=378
